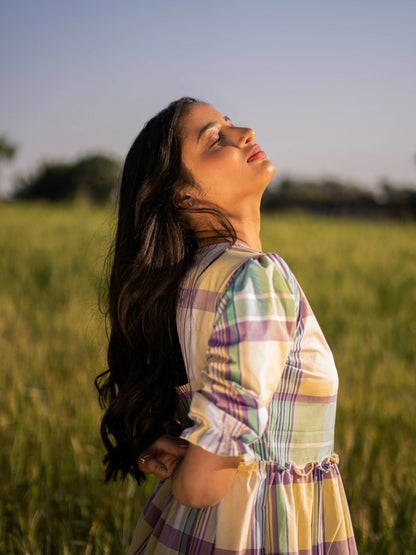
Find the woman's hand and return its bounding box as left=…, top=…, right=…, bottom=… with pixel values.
left=137, top=435, right=188, bottom=479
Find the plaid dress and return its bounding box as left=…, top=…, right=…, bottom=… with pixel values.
left=129, top=244, right=357, bottom=554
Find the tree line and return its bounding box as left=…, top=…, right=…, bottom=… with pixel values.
left=13, top=154, right=120, bottom=204
left=1, top=134, right=415, bottom=217
left=261, top=178, right=416, bottom=219
left=0, top=134, right=121, bottom=204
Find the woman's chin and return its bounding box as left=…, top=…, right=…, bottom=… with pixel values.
left=259, top=159, right=276, bottom=186
left=265, top=159, right=276, bottom=178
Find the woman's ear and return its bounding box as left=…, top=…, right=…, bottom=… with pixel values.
left=173, top=188, right=198, bottom=208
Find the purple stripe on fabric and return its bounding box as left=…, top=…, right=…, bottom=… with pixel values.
left=284, top=272, right=306, bottom=452
left=301, top=295, right=314, bottom=318
left=139, top=482, right=166, bottom=527
left=287, top=351, right=303, bottom=451
left=284, top=540, right=357, bottom=555
left=215, top=413, right=226, bottom=455
left=234, top=318, right=296, bottom=342
left=144, top=514, right=217, bottom=552
left=135, top=539, right=357, bottom=555
left=188, top=530, right=215, bottom=554
left=178, top=283, right=194, bottom=375
left=323, top=537, right=359, bottom=555
left=198, top=548, right=265, bottom=555
left=273, top=392, right=338, bottom=404
left=212, top=542, right=357, bottom=555
left=193, top=507, right=212, bottom=553
left=141, top=500, right=162, bottom=527
left=179, top=288, right=220, bottom=312
left=176, top=384, right=192, bottom=404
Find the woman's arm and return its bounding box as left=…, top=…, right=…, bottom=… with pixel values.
left=173, top=257, right=296, bottom=507
left=137, top=437, right=241, bottom=507
left=171, top=444, right=241, bottom=507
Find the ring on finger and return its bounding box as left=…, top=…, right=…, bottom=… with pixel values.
left=138, top=454, right=153, bottom=466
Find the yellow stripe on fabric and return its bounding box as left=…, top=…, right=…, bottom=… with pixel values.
left=296, top=376, right=338, bottom=397
left=216, top=467, right=260, bottom=550
left=323, top=474, right=355, bottom=543
left=291, top=479, right=314, bottom=551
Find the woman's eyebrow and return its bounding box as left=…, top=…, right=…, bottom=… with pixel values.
left=196, top=116, right=231, bottom=144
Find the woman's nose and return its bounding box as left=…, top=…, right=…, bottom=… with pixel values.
left=235, top=127, right=255, bottom=147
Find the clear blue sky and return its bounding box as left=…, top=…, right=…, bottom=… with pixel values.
left=1, top=0, right=415, bottom=196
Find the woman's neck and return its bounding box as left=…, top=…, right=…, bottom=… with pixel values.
left=234, top=231, right=262, bottom=252
left=229, top=208, right=262, bottom=252
left=194, top=198, right=263, bottom=252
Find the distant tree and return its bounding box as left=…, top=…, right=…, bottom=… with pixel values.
left=73, top=154, right=120, bottom=203
left=0, top=135, right=18, bottom=193
left=14, top=163, right=76, bottom=201
left=14, top=153, right=121, bottom=204
left=0, top=135, right=17, bottom=162
left=379, top=180, right=416, bottom=218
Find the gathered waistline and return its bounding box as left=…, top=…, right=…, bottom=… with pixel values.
left=238, top=454, right=340, bottom=477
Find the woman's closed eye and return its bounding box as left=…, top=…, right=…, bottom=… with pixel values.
left=208, top=121, right=235, bottom=148
left=209, top=131, right=222, bottom=148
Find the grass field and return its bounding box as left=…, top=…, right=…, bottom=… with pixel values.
left=0, top=202, right=415, bottom=554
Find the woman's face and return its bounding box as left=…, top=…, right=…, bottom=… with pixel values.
left=180, top=103, right=275, bottom=215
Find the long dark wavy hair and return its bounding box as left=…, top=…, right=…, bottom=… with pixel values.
left=95, top=97, right=236, bottom=484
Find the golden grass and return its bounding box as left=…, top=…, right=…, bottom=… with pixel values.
left=1, top=203, right=415, bottom=554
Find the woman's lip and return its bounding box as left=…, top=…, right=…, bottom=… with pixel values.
left=247, top=149, right=266, bottom=162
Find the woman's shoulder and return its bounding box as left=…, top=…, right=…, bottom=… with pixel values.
left=192, top=243, right=297, bottom=299
left=178, top=244, right=300, bottom=330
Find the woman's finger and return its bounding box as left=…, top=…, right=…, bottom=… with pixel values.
left=153, top=435, right=189, bottom=458
left=137, top=454, right=168, bottom=478
left=157, top=453, right=184, bottom=476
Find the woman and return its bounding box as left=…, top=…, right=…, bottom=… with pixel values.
left=96, top=97, right=358, bottom=554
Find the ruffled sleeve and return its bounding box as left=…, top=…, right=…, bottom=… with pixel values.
left=180, top=254, right=297, bottom=459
